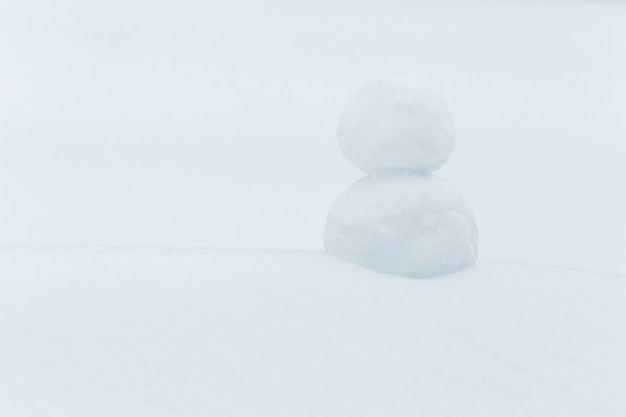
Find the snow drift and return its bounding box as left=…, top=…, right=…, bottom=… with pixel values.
left=1, top=247, right=625, bottom=417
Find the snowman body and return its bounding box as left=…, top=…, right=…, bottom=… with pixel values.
left=324, top=79, right=478, bottom=278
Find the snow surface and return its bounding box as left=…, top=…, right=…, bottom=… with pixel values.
left=324, top=174, right=477, bottom=277
left=1, top=247, right=625, bottom=417
left=337, top=78, right=456, bottom=174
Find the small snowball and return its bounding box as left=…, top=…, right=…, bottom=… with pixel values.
left=337, top=78, right=456, bottom=174
left=324, top=174, right=478, bottom=278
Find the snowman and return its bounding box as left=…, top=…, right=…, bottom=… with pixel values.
left=324, top=78, right=478, bottom=278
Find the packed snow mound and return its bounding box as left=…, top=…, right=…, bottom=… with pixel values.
left=328, top=79, right=475, bottom=277
left=0, top=248, right=625, bottom=417
left=324, top=174, right=478, bottom=277
left=337, top=78, right=456, bottom=174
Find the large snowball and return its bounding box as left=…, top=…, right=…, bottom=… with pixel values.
left=324, top=174, right=478, bottom=278
left=337, top=78, right=456, bottom=174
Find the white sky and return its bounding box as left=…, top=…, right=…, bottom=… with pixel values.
left=1, top=0, right=626, bottom=273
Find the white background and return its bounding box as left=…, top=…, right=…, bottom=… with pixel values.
left=1, top=0, right=625, bottom=273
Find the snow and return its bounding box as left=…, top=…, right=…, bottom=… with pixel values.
left=1, top=2, right=624, bottom=413
left=1, top=247, right=625, bottom=416
left=324, top=174, right=477, bottom=277
left=328, top=78, right=473, bottom=277
left=337, top=78, right=456, bottom=174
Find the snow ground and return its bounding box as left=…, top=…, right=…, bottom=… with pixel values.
left=1, top=247, right=625, bottom=417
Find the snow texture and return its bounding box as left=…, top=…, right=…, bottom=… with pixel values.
left=328, top=78, right=475, bottom=277
left=324, top=174, right=478, bottom=277
left=337, top=78, right=456, bottom=174
left=1, top=248, right=625, bottom=417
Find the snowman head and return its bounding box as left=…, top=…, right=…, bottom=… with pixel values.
left=337, top=78, right=456, bottom=175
